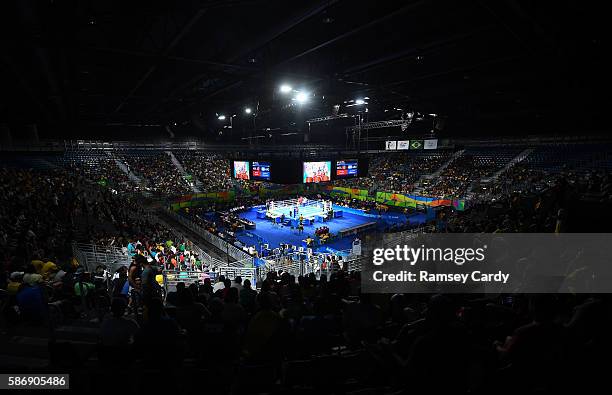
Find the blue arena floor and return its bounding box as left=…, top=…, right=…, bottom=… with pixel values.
left=234, top=204, right=426, bottom=252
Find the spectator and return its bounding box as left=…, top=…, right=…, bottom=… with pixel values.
left=100, top=298, right=139, bottom=347
left=231, top=276, right=243, bottom=293
left=212, top=275, right=226, bottom=294
left=239, top=279, right=257, bottom=314
left=221, top=287, right=247, bottom=331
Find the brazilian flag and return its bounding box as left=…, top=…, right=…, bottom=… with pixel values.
left=410, top=140, right=424, bottom=149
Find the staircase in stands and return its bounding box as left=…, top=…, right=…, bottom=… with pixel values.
left=481, top=147, right=534, bottom=183
left=412, top=149, right=465, bottom=194
left=166, top=151, right=201, bottom=193
left=104, top=151, right=142, bottom=184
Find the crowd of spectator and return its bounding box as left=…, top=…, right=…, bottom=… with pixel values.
left=0, top=167, right=116, bottom=326
left=5, top=261, right=608, bottom=393
left=64, top=155, right=133, bottom=193
left=472, top=164, right=552, bottom=198
left=434, top=166, right=612, bottom=234
left=0, top=167, right=79, bottom=266
left=123, top=153, right=194, bottom=196
left=335, top=152, right=451, bottom=193
left=419, top=154, right=496, bottom=197
left=62, top=150, right=251, bottom=199
left=0, top=164, right=211, bottom=321
left=176, top=151, right=233, bottom=192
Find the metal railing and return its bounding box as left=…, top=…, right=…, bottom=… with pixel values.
left=131, top=207, right=233, bottom=270
left=72, top=242, right=130, bottom=272
left=214, top=266, right=257, bottom=286
left=163, top=266, right=256, bottom=291
left=167, top=208, right=255, bottom=265
left=163, top=270, right=212, bottom=290
left=71, top=241, right=256, bottom=292
left=157, top=214, right=225, bottom=268
left=257, top=254, right=365, bottom=282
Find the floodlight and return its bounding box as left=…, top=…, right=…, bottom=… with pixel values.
left=294, top=92, right=309, bottom=103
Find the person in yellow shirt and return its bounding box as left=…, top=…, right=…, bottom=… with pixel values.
left=41, top=262, right=58, bottom=280
left=7, top=272, right=24, bottom=296
left=31, top=259, right=45, bottom=274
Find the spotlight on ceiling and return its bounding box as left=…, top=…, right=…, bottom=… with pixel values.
left=245, top=108, right=252, bottom=114
left=218, top=115, right=226, bottom=120
left=279, top=84, right=292, bottom=93
left=355, top=99, right=365, bottom=105
left=294, top=92, right=309, bottom=104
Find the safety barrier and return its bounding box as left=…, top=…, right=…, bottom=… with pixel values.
left=379, top=224, right=436, bottom=248
left=346, top=256, right=365, bottom=272
left=158, top=215, right=226, bottom=268
left=257, top=253, right=365, bottom=281
left=214, top=266, right=257, bottom=286
left=72, top=242, right=130, bottom=272
left=71, top=219, right=225, bottom=273
left=167, top=208, right=255, bottom=265
left=163, top=270, right=212, bottom=290
left=163, top=266, right=256, bottom=292
left=135, top=207, right=233, bottom=269
left=262, top=259, right=305, bottom=278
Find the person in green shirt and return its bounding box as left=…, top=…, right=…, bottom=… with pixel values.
left=74, top=280, right=95, bottom=297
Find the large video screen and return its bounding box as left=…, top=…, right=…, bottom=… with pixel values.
left=336, top=159, right=358, bottom=178
left=303, top=161, right=331, bottom=183
left=233, top=161, right=250, bottom=180
left=251, top=161, right=271, bottom=180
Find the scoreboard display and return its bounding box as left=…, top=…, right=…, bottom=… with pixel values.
left=336, top=160, right=358, bottom=178
left=251, top=161, right=271, bottom=180
left=231, top=157, right=367, bottom=183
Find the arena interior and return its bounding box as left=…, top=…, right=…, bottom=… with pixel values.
left=1, top=1, right=612, bottom=394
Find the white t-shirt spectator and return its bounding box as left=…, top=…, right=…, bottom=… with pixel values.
left=212, top=281, right=225, bottom=293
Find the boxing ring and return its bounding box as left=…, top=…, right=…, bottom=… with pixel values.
left=264, top=198, right=333, bottom=225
